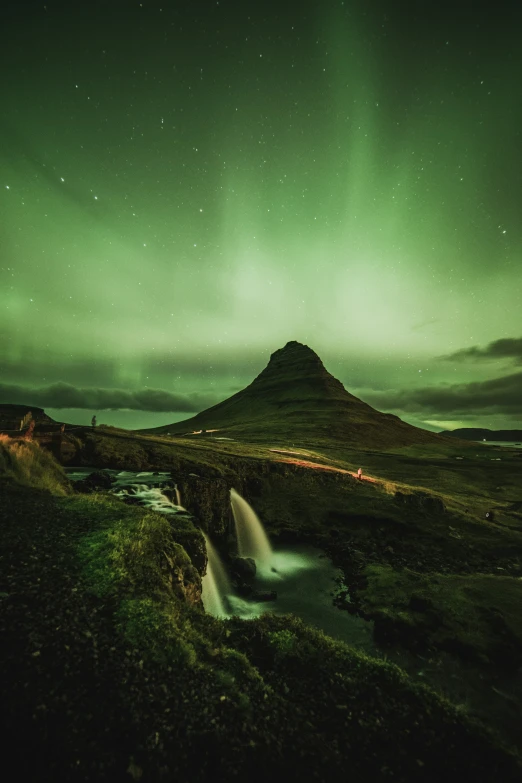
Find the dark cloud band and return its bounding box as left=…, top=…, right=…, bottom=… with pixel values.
left=361, top=371, right=522, bottom=416
left=441, top=337, right=522, bottom=364
left=0, top=382, right=217, bottom=413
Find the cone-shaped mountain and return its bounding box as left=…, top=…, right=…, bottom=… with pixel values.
left=140, top=341, right=447, bottom=448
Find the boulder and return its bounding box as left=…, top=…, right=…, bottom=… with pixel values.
left=230, top=556, right=257, bottom=579
left=73, top=471, right=114, bottom=493
left=234, top=580, right=254, bottom=597
left=120, top=495, right=142, bottom=506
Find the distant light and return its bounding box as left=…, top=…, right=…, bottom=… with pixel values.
left=5, top=185, right=9, bottom=189
left=94, top=195, right=98, bottom=200
left=60, top=177, right=65, bottom=182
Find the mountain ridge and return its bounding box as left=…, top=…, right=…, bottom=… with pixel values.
left=139, top=341, right=451, bottom=448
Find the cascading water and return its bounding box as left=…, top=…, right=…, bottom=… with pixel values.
left=174, top=484, right=182, bottom=507
left=230, top=488, right=273, bottom=568
left=201, top=533, right=233, bottom=618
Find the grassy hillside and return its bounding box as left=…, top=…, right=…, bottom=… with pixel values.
left=2, top=435, right=522, bottom=780
left=0, top=435, right=70, bottom=494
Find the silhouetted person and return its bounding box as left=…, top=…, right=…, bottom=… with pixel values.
left=91, top=415, right=97, bottom=429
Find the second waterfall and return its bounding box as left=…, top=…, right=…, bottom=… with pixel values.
left=230, top=488, right=273, bottom=569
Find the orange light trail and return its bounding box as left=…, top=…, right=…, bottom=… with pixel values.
left=273, top=457, right=378, bottom=482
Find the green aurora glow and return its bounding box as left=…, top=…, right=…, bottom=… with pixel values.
left=1, top=0, right=521, bottom=431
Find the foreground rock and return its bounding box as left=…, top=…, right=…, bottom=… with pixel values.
left=73, top=470, right=114, bottom=493
left=230, top=556, right=257, bottom=579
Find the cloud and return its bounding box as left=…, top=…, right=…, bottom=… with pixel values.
left=440, top=337, right=522, bottom=364
left=361, top=371, right=522, bottom=416
left=0, top=382, right=219, bottom=413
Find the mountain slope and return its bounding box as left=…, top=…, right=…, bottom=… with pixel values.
left=139, top=341, right=450, bottom=448
left=440, top=428, right=522, bottom=442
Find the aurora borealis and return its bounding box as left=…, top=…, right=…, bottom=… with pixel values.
left=1, top=0, right=521, bottom=431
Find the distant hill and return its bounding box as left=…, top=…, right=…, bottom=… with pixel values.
left=0, top=404, right=57, bottom=434
left=440, top=428, right=522, bottom=442
left=139, top=341, right=451, bottom=449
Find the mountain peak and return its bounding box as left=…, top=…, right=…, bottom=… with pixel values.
left=139, top=339, right=446, bottom=449
left=278, top=340, right=317, bottom=355
left=265, top=341, right=325, bottom=371
left=246, top=340, right=345, bottom=396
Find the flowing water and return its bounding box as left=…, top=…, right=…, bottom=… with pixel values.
left=65, top=468, right=185, bottom=513
left=227, top=543, right=376, bottom=651
left=201, top=533, right=233, bottom=618
left=230, top=487, right=273, bottom=567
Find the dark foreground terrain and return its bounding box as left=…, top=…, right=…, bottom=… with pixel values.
left=1, top=430, right=522, bottom=781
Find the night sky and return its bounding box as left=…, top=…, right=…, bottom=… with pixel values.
left=1, top=0, right=521, bottom=432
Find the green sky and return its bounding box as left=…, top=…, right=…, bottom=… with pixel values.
left=1, top=0, right=521, bottom=431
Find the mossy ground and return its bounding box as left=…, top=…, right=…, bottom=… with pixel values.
left=2, top=440, right=522, bottom=781
left=356, top=564, right=522, bottom=666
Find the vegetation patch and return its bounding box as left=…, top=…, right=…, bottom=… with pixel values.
left=76, top=499, right=196, bottom=600
left=357, top=564, right=522, bottom=667
left=0, top=436, right=70, bottom=494
left=115, top=598, right=197, bottom=667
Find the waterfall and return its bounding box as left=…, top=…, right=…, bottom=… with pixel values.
left=201, top=533, right=232, bottom=618
left=230, top=488, right=273, bottom=567
left=174, top=484, right=182, bottom=507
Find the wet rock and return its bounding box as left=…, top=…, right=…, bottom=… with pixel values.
left=120, top=495, right=142, bottom=506
left=73, top=471, right=114, bottom=493
left=167, top=521, right=207, bottom=574
left=230, top=556, right=256, bottom=579
left=176, top=474, right=230, bottom=536
left=170, top=562, right=202, bottom=606
left=234, top=580, right=254, bottom=597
